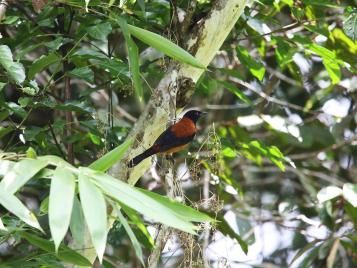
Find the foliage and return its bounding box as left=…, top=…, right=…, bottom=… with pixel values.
left=0, top=0, right=356, bottom=267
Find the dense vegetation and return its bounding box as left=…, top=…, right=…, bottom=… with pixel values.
left=0, top=0, right=356, bottom=267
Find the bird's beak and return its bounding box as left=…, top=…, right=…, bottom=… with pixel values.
left=201, top=112, right=208, bottom=116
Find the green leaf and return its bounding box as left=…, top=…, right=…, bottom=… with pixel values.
left=117, top=18, right=143, bottom=100
left=78, top=171, right=107, bottom=263
left=290, top=239, right=321, bottom=266
left=90, top=58, right=129, bottom=77
left=0, top=160, right=14, bottom=177
left=137, top=188, right=213, bottom=222
left=0, top=188, right=43, bottom=231
left=115, top=206, right=144, bottom=266
left=343, top=12, right=357, bottom=41
left=68, top=66, right=94, bottom=83
left=121, top=205, right=154, bottom=249
left=214, top=214, right=248, bottom=254
left=219, top=81, right=252, bottom=105
left=26, top=147, right=37, bottom=159
left=87, top=168, right=197, bottom=234
left=19, top=232, right=91, bottom=266
left=28, top=52, right=61, bottom=79
left=317, top=186, right=342, bottom=203
left=128, top=38, right=143, bottom=101
left=0, top=159, right=49, bottom=194
left=89, top=138, right=133, bottom=172
left=57, top=100, right=95, bottom=113
left=343, top=183, right=357, bottom=207
left=37, top=155, right=74, bottom=169
left=221, top=147, right=237, bottom=158
left=49, top=168, right=76, bottom=251
left=0, top=110, right=10, bottom=122
left=307, top=44, right=341, bottom=84
left=21, top=87, right=38, bottom=96
left=322, top=59, right=341, bottom=84
left=6, top=102, right=26, bottom=118
left=274, top=37, right=294, bottom=67
left=0, top=45, right=26, bottom=84
left=236, top=216, right=255, bottom=245
left=69, top=196, right=87, bottom=247
left=0, top=126, right=13, bottom=139
left=236, top=45, right=265, bottom=80
left=125, top=24, right=205, bottom=69
left=87, top=22, right=112, bottom=40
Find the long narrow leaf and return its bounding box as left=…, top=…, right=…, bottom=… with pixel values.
left=89, top=138, right=132, bottom=172
left=0, top=188, right=42, bottom=231
left=78, top=171, right=107, bottom=263
left=122, top=204, right=154, bottom=248
left=49, top=167, right=76, bottom=251
left=20, top=232, right=91, bottom=266
left=115, top=206, right=144, bottom=266
left=69, top=196, right=86, bottom=247
left=127, top=38, right=143, bottom=101
left=0, top=160, right=14, bottom=177
left=0, top=159, right=49, bottom=194
left=118, top=18, right=143, bottom=100
left=126, top=24, right=205, bottom=69
left=85, top=168, right=197, bottom=234
left=138, top=188, right=213, bottom=222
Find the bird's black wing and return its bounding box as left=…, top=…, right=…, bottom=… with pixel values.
left=153, top=126, right=195, bottom=152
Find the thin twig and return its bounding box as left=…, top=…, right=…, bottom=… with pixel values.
left=48, top=122, right=66, bottom=159
left=288, top=136, right=357, bottom=160
left=229, top=77, right=321, bottom=115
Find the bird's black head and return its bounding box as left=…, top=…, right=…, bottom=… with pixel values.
left=183, top=110, right=206, bottom=123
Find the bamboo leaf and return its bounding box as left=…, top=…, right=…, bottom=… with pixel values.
left=20, top=232, right=91, bottom=266
left=115, top=206, right=144, bottom=266
left=49, top=167, right=76, bottom=251
left=138, top=188, right=213, bottom=222
left=86, top=168, right=197, bottom=234
left=78, top=171, right=107, bottom=263
left=117, top=18, right=143, bottom=100
left=121, top=204, right=154, bottom=248
left=0, top=159, right=49, bottom=194
left=89, top=138, right=132, bottom=172
left=69, top=196, right=87, bottom=247
left=126, top=24, right=205, bottom=69
left=0, top=160, right=14, bottom=177
left=0, top=188, right=43, bottom=231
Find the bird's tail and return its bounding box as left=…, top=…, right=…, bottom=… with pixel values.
left=128, top=147, right=156, bottom=168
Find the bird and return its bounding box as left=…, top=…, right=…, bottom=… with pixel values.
left=128, top=110, right=206, bottom=167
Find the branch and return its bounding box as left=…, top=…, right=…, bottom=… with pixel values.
left=229, top=77, right=321, bottom=115
left=0, top=0, right=8, bottom=21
